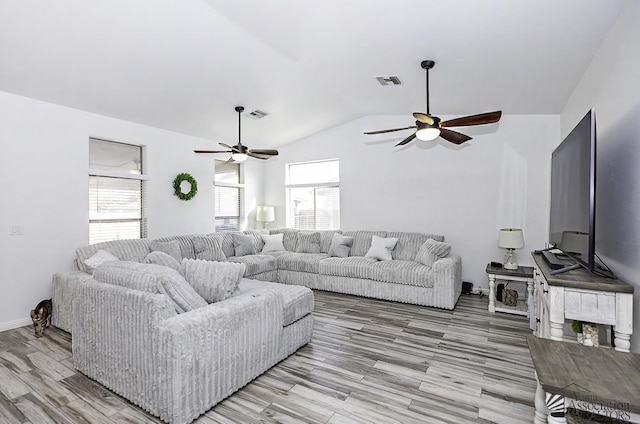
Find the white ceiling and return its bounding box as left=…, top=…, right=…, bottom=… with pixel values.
left=0, top=0, right=625, bottom=148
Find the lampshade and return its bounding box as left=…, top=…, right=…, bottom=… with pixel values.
left=560, top=231, right=588, bottom=255
left=498, top=228, right=524, bottom=249
left=415, top=127, right=441, bottom=141
left=256, top=206, right=275, bottom=223
left=231, top=152, right=248, bottom=162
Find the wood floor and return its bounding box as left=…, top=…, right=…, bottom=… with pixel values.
left=0, top=292, right=540, bottom=424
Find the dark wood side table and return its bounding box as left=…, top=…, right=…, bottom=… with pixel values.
left=485, top=263, right=534, bottom=316
left=527, top=336, right=640, bottom=423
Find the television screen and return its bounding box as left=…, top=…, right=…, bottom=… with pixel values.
left=549, top=109, right=596, bottom=270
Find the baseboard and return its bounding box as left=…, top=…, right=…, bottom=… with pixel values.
left=0, top=317, right=32, bottom=333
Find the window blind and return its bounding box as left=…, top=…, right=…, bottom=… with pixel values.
left=214, top=185, right=241, bottom=231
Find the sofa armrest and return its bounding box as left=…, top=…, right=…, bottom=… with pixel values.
left=72, top=281, right=176, bottom=417
left=52, top=270, right=93, bottom=332
left=154, top=292, right=284, bottom=424
left=431, top=255, right=462, bottom=309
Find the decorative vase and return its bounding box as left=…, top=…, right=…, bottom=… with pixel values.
left=583, top=324, right=599, bottom=347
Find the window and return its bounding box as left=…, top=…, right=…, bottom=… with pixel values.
left=89, top=138, right=147, bottom=244
left=286, top=159, right=340, bottom=230
left=214, top=160, right=243, bottom=231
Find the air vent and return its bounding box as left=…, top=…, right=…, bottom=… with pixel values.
left=375, top=75, right=402, bottom=86
left=247, top=110, right=269, bottom=120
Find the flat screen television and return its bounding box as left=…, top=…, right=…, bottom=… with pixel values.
left=549, top=109, right=596, bottom=271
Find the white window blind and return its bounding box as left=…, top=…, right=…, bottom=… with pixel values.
left=286, top=159, right=340, bottom=230
left=89, top=138, right=146, bottom=244
left=214, top=160, right=243, bottom=231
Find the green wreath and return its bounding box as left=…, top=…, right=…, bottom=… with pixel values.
left=173, top=173, right=198, bottom=201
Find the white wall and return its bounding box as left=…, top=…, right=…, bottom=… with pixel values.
left=263, top=114, right=559, bottom=290
left=560, top=0, right=640, bottom=352
left=0, top=91, right=262, bottom=330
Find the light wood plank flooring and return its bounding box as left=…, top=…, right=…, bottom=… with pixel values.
left=0, top=292, right=540, bottom=423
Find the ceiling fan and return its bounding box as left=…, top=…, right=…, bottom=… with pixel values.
left=364, top=60, right=502, bottom=146
left=194, top=106, right=279, bottom=162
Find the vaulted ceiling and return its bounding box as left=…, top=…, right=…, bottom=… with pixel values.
left=0, top=0, right=625, bottom=148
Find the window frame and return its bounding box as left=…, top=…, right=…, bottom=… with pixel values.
left=285, top=159, right=340, bottom=230
left=88, top=137, right=148, bottom=244
left=214, top=160, right=244, bottom=231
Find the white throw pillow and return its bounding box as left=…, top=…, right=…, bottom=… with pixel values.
left=182, top=259, right=246, bottom=303
left=261, top=233, right=286, bottom=253
left=144, top=251, right=185, bottom=276
left=328, top=233, right=354, bottom=258
left=84, top=249, right=119, bottom=273
left=365, top=236, right=399, bottom=261
left=414, top=238, right=451, bottom=266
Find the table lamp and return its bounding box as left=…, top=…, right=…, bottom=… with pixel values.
left=498, top=228, right=524, bottom=270
left=256, top=206, right=275, bottom=229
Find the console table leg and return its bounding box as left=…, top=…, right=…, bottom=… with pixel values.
left=534, top=372, right=549, bottom=424
left=613, top=330, right=631, bottom=353
left=488, top=274, right=496, bottom=313
left=550, top=321, right=564, bottom=341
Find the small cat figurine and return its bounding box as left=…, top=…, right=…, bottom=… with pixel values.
left=30, top=299, right=52, bottom=338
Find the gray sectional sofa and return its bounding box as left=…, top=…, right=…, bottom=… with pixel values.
left=51, top=227, right=460, bottom=424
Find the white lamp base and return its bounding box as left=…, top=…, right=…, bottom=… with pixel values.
left=503, top=249, right=519, bottom=270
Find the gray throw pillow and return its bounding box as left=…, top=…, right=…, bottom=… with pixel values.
left=295, top=232, right=321, bottom=253
left=365, top=235, right=399, bottom=261
left=150, top=240, right=182, bottom=262
left=192, top=236, right=227, bottom=261
left=182, top=259, right=246, bottom=303
left=328, top=233, right=354, bottom=258
left=144, top=251, right=185, bottom=276
left=414, top=238, right=451, bottom=266
left=232, top=233, right=258, bottom=257
left=84, top=249, right=119, bottom=274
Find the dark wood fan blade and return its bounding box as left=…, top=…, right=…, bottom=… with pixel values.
left=247, top=152, right=270, bottom=160
left=219, top=142, right=240, bottom=152
left=364, top=126, right=416, bottom=135
left=194, top=150, right=232, bottom=154
left=439, top=128, right=472, bottom=145
left=412, top=113, right=435, bottom=125
left=395, top=133, right=417, bottom=147
left=441, top=111, right=502, bottom=128
left=247, top=149, right=278, bottom=156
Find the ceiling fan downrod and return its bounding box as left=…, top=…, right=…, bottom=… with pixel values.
left=235, top=106, right=244, bottom=146
left=421, top=60, right=435, bottom=115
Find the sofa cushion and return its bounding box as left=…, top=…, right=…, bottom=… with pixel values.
left=150, top=240, right=182, bottom=262
left=295, top=232, right=321, bottom=254
left=93, top=261, right=207, bottom=313
left=365, top=236, right=399, bottom=261
left=192, top=235, right=227, bottom=261
left=182, top=259, right=245, bottom=303
left=367, top=260, right=434, bottom=287
left=343, top=231, right=388, bottom=257
left=261, top=234, right=286, bottom=253
left=243, top=229, right=266, bottom=251
left=415, top=239, right=451, bottom=266
left=277, top=252, right=330, bottom=274
left=318, top=230, right=343, bottom=253
left=144, top=251, right=185, bottom=276
left=227, top=254, right=278, bottom=276
left=268, top=228, right=299, bottom=251
left=76, top=238, right=151, bottom=273
left=207, top=231, right=244, bottom=258
left=328, top=233, right=354, bottom=258
left=387, top=231, right=445, bottom=261
left=153, top=235, right=199, bottom=259
left=232, top=233, right=258, bottom=256
left=318, top=257, right=376, bottom=279
left=84, top=250, right=119, bottom=273
left=235, top=278, right=314, bottom=326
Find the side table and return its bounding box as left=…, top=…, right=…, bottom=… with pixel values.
left=486, top=263, right=534, bottom=316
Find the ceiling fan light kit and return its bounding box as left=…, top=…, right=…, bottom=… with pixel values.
left=365, top=59, right=502, bottom=147
left=194, top=105, right=279, bottom=161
